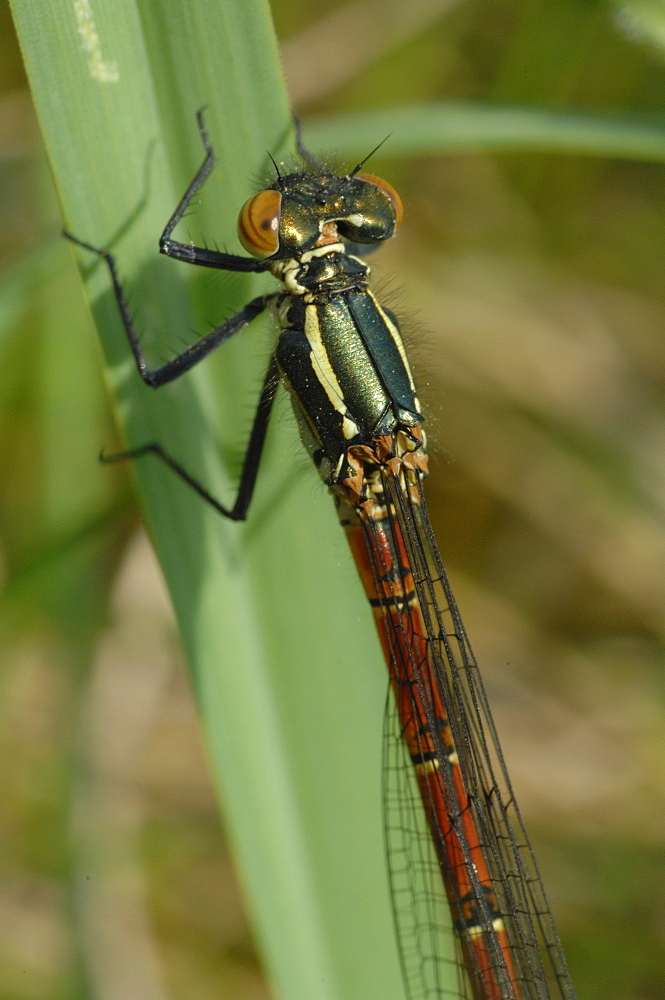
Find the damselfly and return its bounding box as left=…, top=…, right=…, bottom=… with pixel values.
left=66, top=111, right=577, bottom=1000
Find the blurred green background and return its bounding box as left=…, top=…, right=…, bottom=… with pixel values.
left=2, top=1, right=665, bottom=999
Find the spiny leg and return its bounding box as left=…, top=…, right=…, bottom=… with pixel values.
left=159, top=109, right=271, bottom=273
left=103, top=355, right=280, bottom=522
left=64, top=230, right=270, bottom=388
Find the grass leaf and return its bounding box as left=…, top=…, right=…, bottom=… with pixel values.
left=10, top=2, right=405, bottom=998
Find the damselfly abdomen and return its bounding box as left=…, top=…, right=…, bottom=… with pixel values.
left=66, top=111, right=577, bottom=1000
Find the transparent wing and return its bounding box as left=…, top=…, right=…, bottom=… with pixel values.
left=383, top=678, right=470, bottom=999
left=356, top=469, right=577, bottom=1000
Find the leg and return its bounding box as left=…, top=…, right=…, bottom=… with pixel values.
left=63, top=230, right=271, bottom=388
left=103, top=356, right=280, bottom=521
left=292, top=109, right=322, bottom=171
left=159, top=109, right=271, bottom=274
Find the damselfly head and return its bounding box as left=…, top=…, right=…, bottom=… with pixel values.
left=237, top=171, right=402, bottom=260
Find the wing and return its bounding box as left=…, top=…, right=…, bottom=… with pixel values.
left=349, top=467, right=577, bottom=1000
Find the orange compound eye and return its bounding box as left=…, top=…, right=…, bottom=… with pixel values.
left=355, top=173, right=403, bottom=230
left=237, top=189, right=282, bottom=257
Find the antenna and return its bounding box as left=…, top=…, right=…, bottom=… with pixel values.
left=348, top=134, right=392, bottom=178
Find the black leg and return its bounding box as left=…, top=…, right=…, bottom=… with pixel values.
left=292, top=110, right=322, bottom=171
left=158, top=109, right=271, bottom=274
left=103, top=356, right=280, bottom=521
left=63, top=230, right=272, bottom=388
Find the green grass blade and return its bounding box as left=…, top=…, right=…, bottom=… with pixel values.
left=305, top=101, right=665, bottom=162
left=617, top=0, right=665, bottom=58
left=10, top=2, right=407, bottom=998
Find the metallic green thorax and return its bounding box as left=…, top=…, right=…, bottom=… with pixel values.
left=270, top=242, right=423, bottom=488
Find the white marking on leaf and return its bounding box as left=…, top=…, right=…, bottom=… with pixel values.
left=73, top=0, right=119, bottom=83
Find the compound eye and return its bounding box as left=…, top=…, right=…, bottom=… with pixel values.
left=237, top=189, right=282, bottom=257
left=355, top=173, right=403, bottom=230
